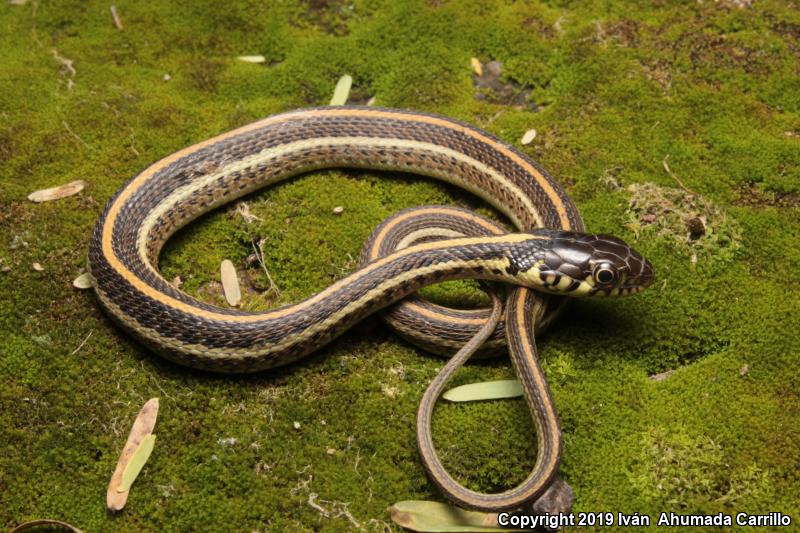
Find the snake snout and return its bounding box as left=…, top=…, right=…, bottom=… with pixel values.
left=622, top=252, right=655, bottom=293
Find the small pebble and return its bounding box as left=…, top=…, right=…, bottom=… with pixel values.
left=172, top=275, right=183, bottom=288
left=326, top=447, right=336, bottom=455
left=332, top=206, right=344, bottom=215
left=163, top=73, right=172, bottom=82
left=293, top=421, right=301, bottom=430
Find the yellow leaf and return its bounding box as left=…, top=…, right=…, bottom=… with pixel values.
left=117, top=434, right=156, bottom=493
left=237, top=55, right=266, bottom=63
left=442, top=380, right=523, bottom=402
left=470, top=57, right=483, bottom=77
left=330, top=75, right=352, bottom=106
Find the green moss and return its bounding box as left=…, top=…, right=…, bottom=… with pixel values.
left=2, top=0, right=800, bottom=531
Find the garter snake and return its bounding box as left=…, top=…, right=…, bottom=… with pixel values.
left=88, top=106, right=654, bottom=511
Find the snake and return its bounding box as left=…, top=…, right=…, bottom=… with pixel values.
left=88, top=106, right=654, bottom=511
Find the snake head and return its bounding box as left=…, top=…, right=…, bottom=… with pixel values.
left=514, top=230, right=654, bottom=297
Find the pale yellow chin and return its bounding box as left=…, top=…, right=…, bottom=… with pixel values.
left=569, top=282, right=594, bottom=297
left=511, top=266, right=595, bottom=297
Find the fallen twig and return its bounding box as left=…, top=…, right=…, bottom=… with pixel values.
left=62, top=120, right=90, bottom=149
left=252, top=238, right=280, bottom=296
left=662, top=155, right=711, bottom=213
left=70, top=331, right=93, bottom=355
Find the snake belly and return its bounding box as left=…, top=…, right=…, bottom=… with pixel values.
left=88, top=106, right=584, bottom=373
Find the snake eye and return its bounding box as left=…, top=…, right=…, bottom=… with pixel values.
left=593, top=263, right=616, bottom=286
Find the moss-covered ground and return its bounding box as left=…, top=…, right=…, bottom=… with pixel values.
left=2, top=0, right=799, bottom=531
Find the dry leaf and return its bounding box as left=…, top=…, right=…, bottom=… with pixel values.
left=237, top=55, right=266, bottom=63
left=32, top=262, right=44, bottom=272
left=220, top=259, right=241, bottom=306
left=110, top=5, right=123, bottom=31
left=72, top=272, right=92, bottom=289
left=366, top=96, right=377, bottom=106
left=332, top=206, right=344, bottom=214
left=107, top=398, right=159, bottom=512
left=330, top=75, right=352, bottom=106
left=521, top=129, right=537, bottom=145
left=10, top=519, right=84, bottom=533
left=649, top=369, right=675, bottom=382
left=470, top=57, right=483, bottom=77
left=28, top=180, right=86, bottom=202
left=442, top=379, right=523, bottom=402
left=389, top=500, right=515, bottom=532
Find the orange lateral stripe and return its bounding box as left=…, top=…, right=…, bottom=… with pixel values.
left=101, top=108, right=572, bottom=323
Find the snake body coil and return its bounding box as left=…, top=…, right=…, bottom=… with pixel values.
left=89, top=106, right=653, bottom=511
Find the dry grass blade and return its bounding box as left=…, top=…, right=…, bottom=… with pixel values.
left=28, top=180, right=86, bottom=202
left=221, top=259, right=241, bottom=306
left=10, top=519, right=84, bottom=532
left=107, top=398, right=159, bottom=512
left=330, top=75, right=352, bottom=106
